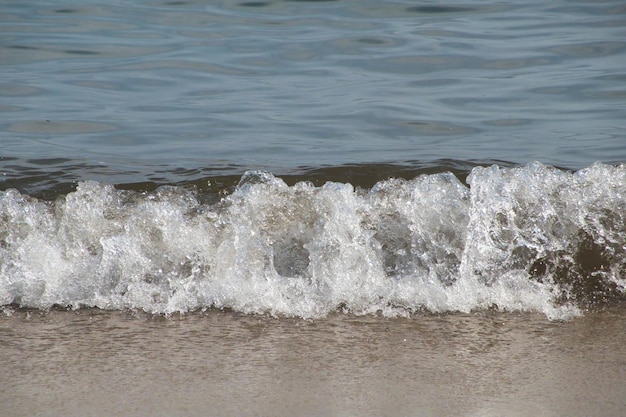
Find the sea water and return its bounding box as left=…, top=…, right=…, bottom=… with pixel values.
left=1, top=0, right=625, bottom=318
left=2, top=0, right=625, bottom=182
left=1, top=1, right=626, bottom=415
left=1, top=162, right=625, bottom=319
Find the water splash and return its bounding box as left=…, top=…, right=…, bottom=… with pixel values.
left=1, top=162, right=624, bottom=319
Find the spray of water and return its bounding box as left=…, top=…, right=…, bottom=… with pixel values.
left=1, top=163, right=624, bottom=319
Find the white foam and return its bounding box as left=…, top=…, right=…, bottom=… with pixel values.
left=1, top=163, right=625, bottom=319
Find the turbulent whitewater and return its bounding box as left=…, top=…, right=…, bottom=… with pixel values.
left=1, top=162, right=625, bottom=319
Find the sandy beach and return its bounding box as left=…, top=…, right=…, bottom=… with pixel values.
left=2, top=308, right=625, bottom=417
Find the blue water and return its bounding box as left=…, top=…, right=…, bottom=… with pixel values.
left=2, top=0, right=625, bottom=183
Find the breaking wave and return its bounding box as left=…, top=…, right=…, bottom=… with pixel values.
left=1, top=162, right=625, bottom=319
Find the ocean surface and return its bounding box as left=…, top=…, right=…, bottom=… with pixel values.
left=1, top=1, right=626, bottom=415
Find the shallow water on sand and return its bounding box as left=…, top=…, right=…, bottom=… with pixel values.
left=2, top=308, right=625, bottom=417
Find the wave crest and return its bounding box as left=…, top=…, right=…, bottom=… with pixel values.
left=1, top=162, right=625, bottom=319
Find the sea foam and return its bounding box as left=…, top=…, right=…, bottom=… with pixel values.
left=1, top=162, right=625, bottom=319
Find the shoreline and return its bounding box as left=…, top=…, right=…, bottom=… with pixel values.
left=2, top=308, right=625, bottom=416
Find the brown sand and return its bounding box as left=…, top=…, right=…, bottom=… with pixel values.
left=1, top=308, right=625, bottom=417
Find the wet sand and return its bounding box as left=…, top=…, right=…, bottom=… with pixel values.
left=1, top=308, right=625, bottom=417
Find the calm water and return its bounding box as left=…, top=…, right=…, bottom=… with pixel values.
left=2, top=0, right=625, bottom=190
